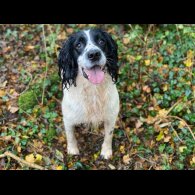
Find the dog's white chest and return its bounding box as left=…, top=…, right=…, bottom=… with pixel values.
left=62, top=75, right=119, bottom=125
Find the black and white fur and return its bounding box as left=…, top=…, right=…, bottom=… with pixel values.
left=58, top=28, right=119, bottom=159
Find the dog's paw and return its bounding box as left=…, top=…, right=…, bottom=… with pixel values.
left=100, top=147, right=112, bottom=159
left=67, top=146, right=80, bottom=155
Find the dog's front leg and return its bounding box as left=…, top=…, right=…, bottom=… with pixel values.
left=101, top=120, right=115, bottom=159
left=64, top=121, right=79, bottom=155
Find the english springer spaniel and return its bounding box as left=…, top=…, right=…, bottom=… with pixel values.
left=58, top=28, right=119, bottom=159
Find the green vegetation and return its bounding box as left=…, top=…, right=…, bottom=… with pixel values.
left=0, top=24, right=194, bottom=170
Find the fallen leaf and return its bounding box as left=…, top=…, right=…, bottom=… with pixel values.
left=25, top=154, right=35, bottom=163
left=164, top=136, right=171, bottom=142
left=0, top=90, right=6, bottom=97
left=123, top=37, right=130, bottom=45
left=17, top=146, right=21, bottom=153
left=190, top=156, right=195, bottom=165
left=35, top=154, right=42, bottom=163
left=142, top=85, right=151, bottom=93
left=145, top=59, right=151, bottom=66
left=119, top=145, right=125, bottom=154
left=135, top=120, right=143, bottom=129
left=158, top=109, right=168, bottom=117
left=156, top=131, right=164, bottom=141
left=108, top=164, right=116, bottom=170
left=56, top=165, right=63, bottom=170
left=9, top=106, right=19, bottom=113
left=24, top=45, right=35, bottom=51
left=179, top=146, right=187, bottom=153
left=55, top=149, right=64, bottom=162
left=123, top=154, right=131, bottom=164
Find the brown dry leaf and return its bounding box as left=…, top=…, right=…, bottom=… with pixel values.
left=9, top=106, right=19, bottom=113
left=17, top=146, right=22, bottom=153
left=135, top=120, right=143, bottom=129
left=190, top=156, right=195, bottom=165
left=146, top=115, right=156, bottom=124
left=66, top=28, right=74, bottom=34
left=24, top=45, right=35, bottom=51
left=0, top=135, right=12, bottom=141
left=0, top=90, right=6, bottom=97
left=164, top=136, right=171, bottom=142
left=142, top=85, right=151, bottom=93
left=57, top=31, right=66, bottom=40
left=123, top=154, right=131, bottom=164
left=123, top=37, right=130, bottom=45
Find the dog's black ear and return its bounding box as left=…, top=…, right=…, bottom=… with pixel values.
left=58, top=36, right=78, bottom=89
left=103, top=31, right=119, bottom=83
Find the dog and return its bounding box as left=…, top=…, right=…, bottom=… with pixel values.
left=58, top=28, right=119, bottom=159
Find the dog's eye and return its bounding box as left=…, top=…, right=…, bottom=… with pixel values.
left=76, top=43, right=81, bottom=49
left=99, top=39, right=105, bottom=45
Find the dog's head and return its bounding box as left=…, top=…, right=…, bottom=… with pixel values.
left=58, top=28, right=118, bottom=89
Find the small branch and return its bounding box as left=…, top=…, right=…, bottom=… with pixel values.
left=170, top=125, right=184, bottom=143
left=0, top=151, right=47, bottom=170
left=41, top=24, right=49, bottom=106
left=166, top=115, right=195, bottom=141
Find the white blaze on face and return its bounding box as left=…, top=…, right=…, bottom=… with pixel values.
left=77, top=30, right=106, bottom=69
left=77, top=30, right=107, bottom=85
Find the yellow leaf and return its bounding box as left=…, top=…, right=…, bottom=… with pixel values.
left=179, top=146, right=187, bottom=153
left=145, top=59, right=151, bottom=66
left=162, top=84, right=168, bottom=92
left=25, top=154, right=35, bottom=163
left=56, top=165, right=63, bottom=170
left=184, top=59, right=193, bottom=67
left=123, top=154, right=131, bottom=164
left=190, top=156, right=195, bottom=165
left=119, top=145, right=125, bottom=154
left=17, top=146, right=21, bottom=153
left=0, top=90, right=6, bottom=97
left=178, top=121, right=185, bottom=129
left=184, top=50, right=194, bottom=67
left=35, top=154, right=42, bottom=163
left=156, top=131, right=164, bottom=141
left=93, top=153, right=99, bottom=160
left=158, top=109, right=168, bottom=117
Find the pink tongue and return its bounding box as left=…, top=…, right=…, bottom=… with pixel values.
left=85, top=66, right=105, bottom=84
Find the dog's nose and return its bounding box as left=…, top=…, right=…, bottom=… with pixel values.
left=87, top=50, right=101, bottom=61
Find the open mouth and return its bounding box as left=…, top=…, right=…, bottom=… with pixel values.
left=82, top=65, right=105, bottom=85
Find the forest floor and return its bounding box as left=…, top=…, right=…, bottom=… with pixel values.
left=0, top=24, right=195, bottom=170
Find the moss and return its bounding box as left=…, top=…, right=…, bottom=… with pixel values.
left=18, top=90, right=37, bottom=111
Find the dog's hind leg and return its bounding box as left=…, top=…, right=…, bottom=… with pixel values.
left=64, top=121, right=79, bottom=155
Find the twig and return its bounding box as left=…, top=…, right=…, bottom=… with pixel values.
left=118, top=114, right=131, bottom=144
left=0, top=151, right=47, bottom=170
left=166, top=115, right=195, bottom=141
left=170, top=125, right=184, bottom=143
left=41, top=24, right=49, bottom=106
left=19, top=71, right=33, bottom=95
left=136, top=154, right=156, bottom=165
left=128, top=24, right=145, bottom=44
